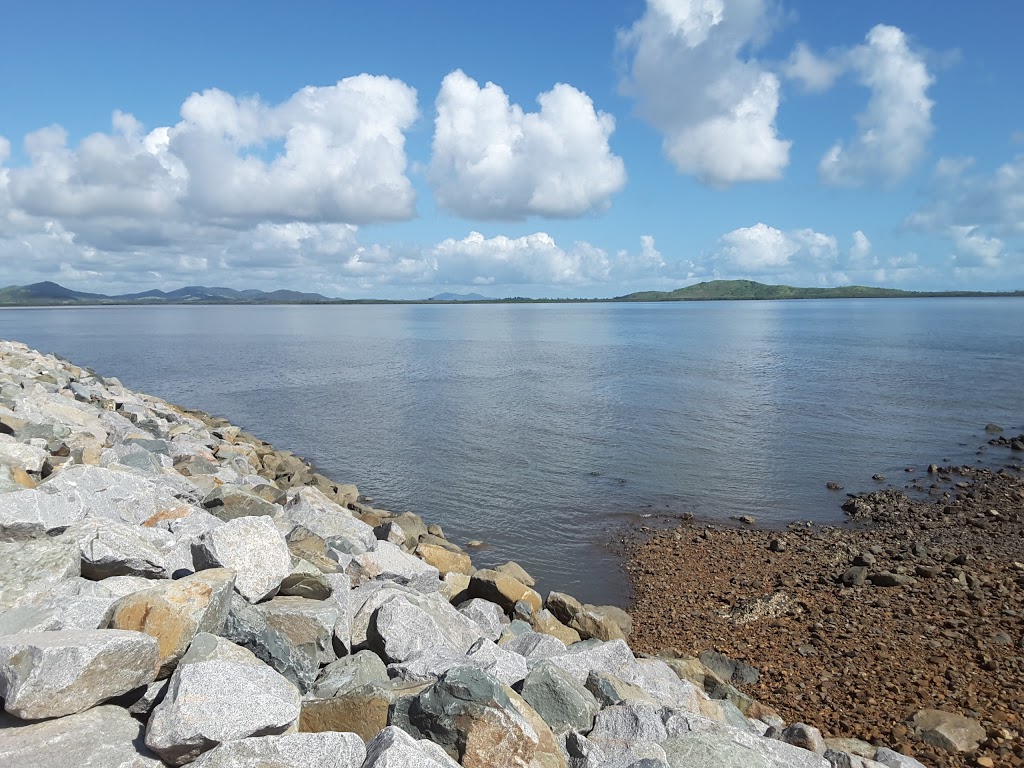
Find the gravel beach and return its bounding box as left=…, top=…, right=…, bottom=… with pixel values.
left=627, top=446, right=1024, bottom=768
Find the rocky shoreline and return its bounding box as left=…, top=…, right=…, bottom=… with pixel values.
left=0, top=337, right=955, bottom=768
left=627, top=443, right=1024, bottom=768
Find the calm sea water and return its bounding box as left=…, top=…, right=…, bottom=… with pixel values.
left=3, top=299, right=1022, bottom=604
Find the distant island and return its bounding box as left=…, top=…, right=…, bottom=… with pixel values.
left=613, top=279, right=1024, bottom=301
left=426, top=292, right=495, bottom=302
left=0, top=279, right=1021, bottom=307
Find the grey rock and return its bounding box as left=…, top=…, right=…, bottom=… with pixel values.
left=0, top=704, right=163, bottom=767
left=223, top=593, right=337, bottom=693
left=352, top=585, right=483, bottom=656
left=373, top=598, right=447, bottom=663
left=361, top=726, right=462, bottom=768
left=911, top=708, right=986, bottom=753
left=824, top=749, right=888, bottom=768
left=324, top=573, right=352, bottom=654
left=635, top=658, right=707, bottom=711
left=201, top=485, right=280, bottom=522
left=36, top=464, right=190, bottom=526
left=123, top=678, right=170, bottom=717
left=284, top=487, right=376, bottom=555
left=194, top=515, right=291, bottom=603
left=869, top=572, right=916, bottom=588
left=564, top=729, right=668, bottom=768
left=841, top=567, right=869, bottom=587
left=783, top=722, right=828, bottom=755
left=386, top=648, right=474, bottom=683
left=504, top=630, right=568, bottom=660
left=698, top=650, right=761, bottom=686
left=464, top=637, right=529, bottom=685
left=63, top=517, right=172, bottom=579
left=0, top=488, right=90, bottom=541
left=100, top=574, right=165, bottom=598
left=349, top=540, right=440, bottom=590
left=662, top=728, right=831, bottom=767
left=585, top=671, right=657, bottom=707
left=872, top=747, right=929, bottom=768
left=589, top=703, right=669, bottom=744
left=543, top=638, right=641, bottom=685
left=145, top=633, right=301, bottom=765
left=458, top=597, right=506, bottom=641
left=190, top=732, right=366, bottom=768
left=391, top=666, right=551, bottom=766
left=309, top=650, right=389, bottom=699
left=0, top=629, right=159, bottom=719
left=0, top=594, right=118, bottom=634
left=519, top=660, right=600, bottom=733
left=0, top=440, right=47, bottom=473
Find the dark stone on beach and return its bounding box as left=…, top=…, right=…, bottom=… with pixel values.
left=841, top=567, right=869, bottom=587
left=699, top=650, right=761, bottom=686
left=869, top=571, right=916, bottom=587
left=769, top=538, right=787, bottom=553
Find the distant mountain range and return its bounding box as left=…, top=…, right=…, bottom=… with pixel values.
left=0, top=281, right=332, bottom=305
left=0, top=279, right=1020, bottom=307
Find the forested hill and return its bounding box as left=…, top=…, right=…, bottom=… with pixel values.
left=615, top=280, right=1024, bottom=301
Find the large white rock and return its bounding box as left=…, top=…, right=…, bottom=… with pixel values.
left=0, top=630, right=159, bottom=719
left=0, top=488, right=90, bottom=541
left=0, top=594, right=119, bottom=635
left=35, top=465, right=190, bottom=526
left=362, top=726, right=462, bottom=768
left=63, top=517, right=173, bottom=579
left=195, top=515, right=291, bottom=603
left=190, top=732, right=366, bottom=768
left=0, top=439, right=48, bottom=474
left=541, top=639, right=642, bottom=686
left=350, top=541, right=440, bottom=589
left=0, top=704, right=164, bottom=768
left=662, top=728, right=832, bottom=768
left=283, top=487, right=376, bottom=555
left=464, top=637, right=529, bottom=686
left=353, top=585, right=484, bottom=656
left=145, top=633, right=301, bottom=765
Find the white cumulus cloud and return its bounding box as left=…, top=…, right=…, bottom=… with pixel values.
left=848, top=230, right=874, bottom=267
left=783, top=42, right=844, bottom=93
left=717, top=223, right=837, bottom=272
left=170, top=74, right=419, bottom=225
left=950, top=226, right=1004, bottom=267
left=818, top=25, right=935, bottom=186
left=429, top=70, right=626, bottom=220
left=619, top=0, right=791, bottom=186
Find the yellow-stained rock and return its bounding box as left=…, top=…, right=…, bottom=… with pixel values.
left=530, top=610, right=581, bottom=646
left=468, top=569, right=542, bottom=615
left=110, top=568, right=235, bottom=676
left=415, top=542, right=473, bottom=576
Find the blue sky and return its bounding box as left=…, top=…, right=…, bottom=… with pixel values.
left=1, top=1, right=1022, bottom=298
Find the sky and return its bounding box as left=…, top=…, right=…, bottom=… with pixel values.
left=1, top=0, right=1022, bottom=299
